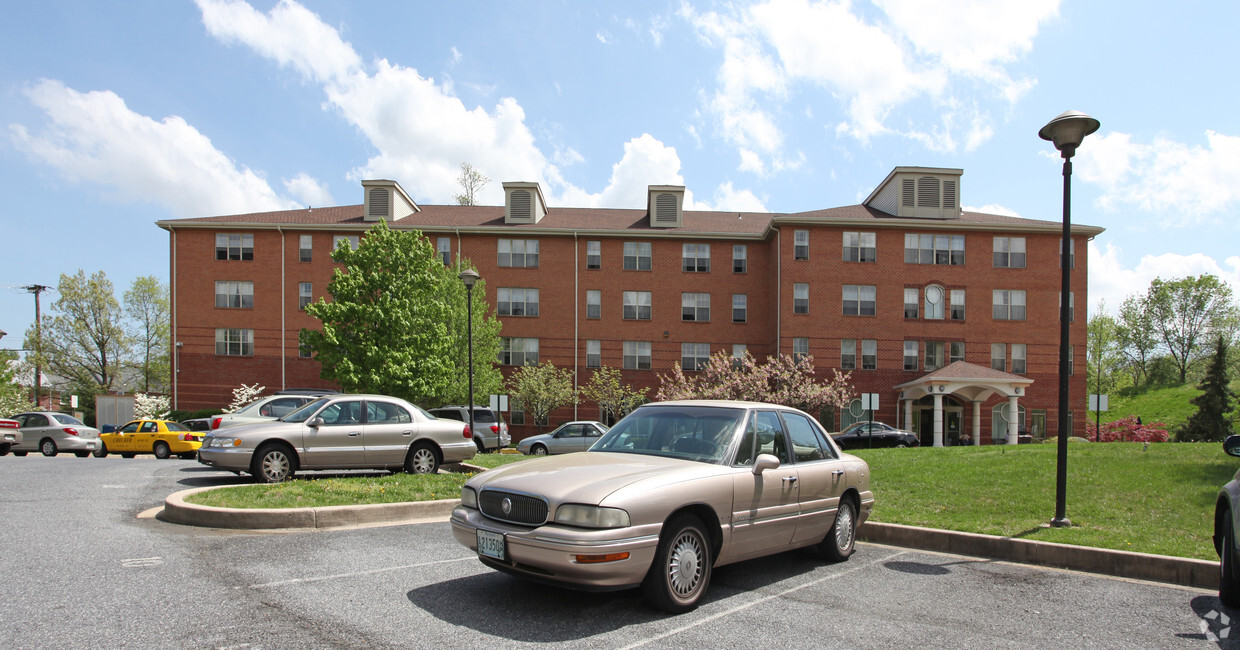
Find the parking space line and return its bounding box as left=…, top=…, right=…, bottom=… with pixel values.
left=242, top=556, right=476, bottom=590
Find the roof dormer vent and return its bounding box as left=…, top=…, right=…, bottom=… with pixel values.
left=361, top=180, right=419, bottom=222
left=648, top=185, right=685, bottom=227
left=864, top=167, right=962, bottom=219
left=503, top=182, right=547, bottom=223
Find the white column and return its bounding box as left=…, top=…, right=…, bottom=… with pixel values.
left=1007, top=395, right=1020, bottom=445
left=904, top=399, right=914, bottom=436
left=933, top=394, right=944, bottom=447
left=972, top=401, right=982, bottom=446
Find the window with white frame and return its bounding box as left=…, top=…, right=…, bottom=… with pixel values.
left=904, top=233, right=965, bottom=265
left=498, top=239, right=539, bottom=268
left=733, top=245, right=747, bottom=273
left=682, top=343, right=710, bottom=370
left=586, top=241, right=601, bottom=269
left=904, top=288, right=918, bottom=318
left=732, top=294, right=747, bottom=323
left=499, top=338, right=539, bottom=366
left=794, top=230, right=809, bottom=260
left=682, top=293, right=710, bottom=321
left=903, top=341, right=918, bottom=371
left=793, top=337, right=809, bottom=361
left=215, top=281, right=254, bottom=309
left=1061, top=291, right=1075, bottom=322
left=993, top=237, right=1026, bottom=268
left=510, top=402, right=525, bottom=426
left=299, top=234, right=312, bottom=262
left=992, top=290, right=1027, bottom=320
left=497, top=288, right=539, bottom=317
left=586, top=290, right=601, bottom=319
left=732, top=344, right=747, bottom=364
left=437, top=237, right=451, bottom=265
left=623, top=341, right=651, bottom=369
left=1012, top=343, right=1027, bottom=374
left=586, top=340, right=601, bottom=368
left=1069, top=344, right=1075, bottom=376
left=215, top=328, right=253, bottom=356
left=333, top=235, right=359, bottom=250
left=991, top=343, right=1007, bottom=371
left=299, top=282, right=311, bottom=310
left=843, top=232, right=876, bottom=262
left=794, top=283, right=809, bottom=314
left=992, top=403, right=1027, bottom=443
left=843, top=285, right=876, bottom=316
left=683, top=243, right=711, bottom=272
left=299, top=341, right=312, bottom=359
left=623, top=291, right=652, bottom=320
left=924, top=285, right=945, bottom=320
left=862, top=339, right=877, bottom=370
left=841, top=339, right=857, bottom=370
left=215, top=233, right=254, bottom=261
left=624, top=242, right=652, bottom=271
left=950, top=289, right=966, bottom=320
left=925, top=341, right=945, bottom=371
left=949, top=341, right=965, bottom=364
left=1061, top=239, right=1076, bottom=269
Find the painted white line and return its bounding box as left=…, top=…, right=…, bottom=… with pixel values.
left=122, top=557, right=165, bottom=568
left=617, top=551, right=902, bottom=650
left=242, top=556, right=476, bottom=590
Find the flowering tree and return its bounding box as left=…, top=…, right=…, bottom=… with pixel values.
left=133, top=393, right=171, bottom=420
left=225, top=383, right=265, bottom=413
left=580, top=366, right=646, bottom=424
left=656, top=351, right=855, bottom=416
left=1084, top=415, right=1170, bottom=443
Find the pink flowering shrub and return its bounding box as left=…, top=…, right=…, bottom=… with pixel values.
left=1084, top=415, right=1170, bottom=443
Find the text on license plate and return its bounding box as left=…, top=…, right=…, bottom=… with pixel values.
left=477, top=529, right=506, bottom=561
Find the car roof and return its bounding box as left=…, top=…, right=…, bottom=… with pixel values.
left=641, top=400, right=792, bottom=410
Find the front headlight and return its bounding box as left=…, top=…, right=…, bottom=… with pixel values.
left=206, top=437, right=242, bottom=448
left=460, top=486, right=477, bottom=508
left=554, top=504, right=630, bottom=529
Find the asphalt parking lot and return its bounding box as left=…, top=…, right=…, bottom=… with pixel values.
left=1, top=454, right=1235, bottom=649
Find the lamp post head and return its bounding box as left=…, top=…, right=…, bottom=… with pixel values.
left=1039, top=110, right=1100, bottom=158
left=0, top=329, right=6, bottom=341
left=458, top=268, right=480, bottom=288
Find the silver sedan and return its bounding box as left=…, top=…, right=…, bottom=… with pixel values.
left=516, top=421, right=609, bottom=455
left=8, top=412, right=100, bottom=457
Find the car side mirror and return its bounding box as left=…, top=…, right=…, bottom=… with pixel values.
left=752, top=453, right=781, bottom=475
left=1225, top=435, right=1240, bottom=457
left=308, top=416, right=324, bottom=428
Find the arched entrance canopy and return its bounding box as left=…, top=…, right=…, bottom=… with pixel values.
left=894, top=361, right=1034, bottom=447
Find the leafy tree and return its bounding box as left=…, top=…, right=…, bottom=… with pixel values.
left=300, top=220, right=501, bottom=406
left=1177, top=334, right=1236, bottom=442
left=0, top=351, right=29, bottom=416
left=1116, top=294, right=1158, bottom=387
left=507, top=362, right=576, bottom=431
left=432, top=260, right=503, bottom=408
left=1087, top=305, right=1126, bottom=397
left=454, top=162, right=490, bottom=206
left=656, top=351, right=855, bottom=417
left=123, top=276, right=170, bottom=393
left=1146, top=275, right=1239, bottom=383
left=23, top=270, right=128, bottom=393
left=581, top=366, right=646, bottom=424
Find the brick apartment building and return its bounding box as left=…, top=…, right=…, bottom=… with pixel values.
left=157, top=166, right=1102, bottom=445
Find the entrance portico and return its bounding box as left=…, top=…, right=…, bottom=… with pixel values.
left=894, top=361, right=1034, bottom=447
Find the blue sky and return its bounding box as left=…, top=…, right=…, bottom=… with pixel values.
left=2, top=0, right=1239, bottom=350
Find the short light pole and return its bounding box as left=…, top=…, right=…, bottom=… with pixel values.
left=459, top=268, right=480, bottom=452
left=1039, top=110, right=1100, bottom=529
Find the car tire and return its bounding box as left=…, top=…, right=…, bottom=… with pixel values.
left=40, top=439, right=58, bottom=457
left=405, top=442, right=440, bottom=474
left=0, top=444, right=9, bottom=456
left=121, top=453, right=135, bottom=459
left=94, top=443, right=108, bottom=458
left=819, top=497, right=857, bottom=562
left=531, top=444, right=548, bottom=457
left=14, top=451, right=28, bottom=456
left=642, top=514, right=712, bottom=614
left=153, top=442, right=171, bottom=460
left=475, top=439, right=487, bottom=455
left=251, top=443, right=296, bottom=483
left=895, top=442, right=908, bottom=448
left=74, top=451, right=90, bottom=458
left=1222, top=518, right=1240, bottom=607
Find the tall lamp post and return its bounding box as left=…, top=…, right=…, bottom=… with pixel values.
left=1039, top=110, right=1100, bottom=528
left=458, top=269, right=480, bottom=452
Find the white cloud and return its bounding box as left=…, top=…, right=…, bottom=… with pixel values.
left=1088, top=240, right=1240, bottom=313
left=284, top=173, right=334, bottom=207
left=196, top=0, right=361, bottom=85
left=596, top=30, right=612, bottom=45
left=690, top=182, right=768, bottom=213
left=557, top=134, right=685, bottom=208
left=8, top=79, right=296, bottom=217
left=450, top=46, right=461, bottom=64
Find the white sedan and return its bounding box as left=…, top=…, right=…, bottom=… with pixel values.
left=517, top=421, right=609, bottom=455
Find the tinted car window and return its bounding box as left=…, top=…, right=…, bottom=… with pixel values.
left=593, top=406, right=742, bottom=463
left=140, top=422, right=158, bottom=433
left=52, top=414, right=85, bottom=426
left=754, top=411, right=790, bottom=464
left=27, top=414, right=49, bottom=427
left=432, top=410, right=463, bottom=421
left=260, top=398, right=305, bottom=417
left=783, top=412, right=828, bottom=462
left=368, top=401, right=411, bottom=424
left=165, top=422, right=190, bottom=432
left=120, top=422, right=140, bottom=433
left=319, top=401, right=363, bottom=425
left=281, top=398, right=331, bottom=423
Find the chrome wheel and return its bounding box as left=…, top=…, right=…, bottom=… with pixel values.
left=40, top=439, right=58, bottom=457
left=405, top=443, right=439, bottom=474
left=532, top=445, right=548, bottom=456
left=153, top=442, right=171, bottom=459
left=820, top=498, right=857, bottom=562
left=253, top=445, right=295, bottom=483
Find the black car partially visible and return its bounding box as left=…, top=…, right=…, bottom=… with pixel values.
left=832, top=421, right=920, bottom=450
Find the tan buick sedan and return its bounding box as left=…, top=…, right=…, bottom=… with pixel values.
left=451, top=400, right=874, bottom=613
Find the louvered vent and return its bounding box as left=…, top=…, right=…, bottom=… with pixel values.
left=510, top=190, right=532, bottom=221
left=917, top=176, right=940, bottom=208
left=902, top=179, right=915, bottom=207
left=654, top=193, right=679, bottom=223
left=368, top=187, right=390, bottom=219
left=942, top=180, right=957, bottom=208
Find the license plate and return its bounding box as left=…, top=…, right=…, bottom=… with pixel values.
left=477, top=529, right=506, bottom=561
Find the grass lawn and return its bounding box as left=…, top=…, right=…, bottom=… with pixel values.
left=853, top=442, right=1235, bottom=561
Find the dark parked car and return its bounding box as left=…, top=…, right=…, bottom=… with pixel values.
left=181, top=418, right=213, bottom=432
left=1215, top=435, right=1240, bottom=605
left=832, top=421, right=920, bottom=450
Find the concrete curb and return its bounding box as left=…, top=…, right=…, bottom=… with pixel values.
left=858, top=521, right=1218, bottom=590
left=161, top=485, right=460, bottom=531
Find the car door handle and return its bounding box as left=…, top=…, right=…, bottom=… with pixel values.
left=832, top=470, right=845, bottom=476
left=782, top=476, right=798, bottom=484
left=348, top=431, right=361, bottom=437
left=402, top=430, right=413, bottom=436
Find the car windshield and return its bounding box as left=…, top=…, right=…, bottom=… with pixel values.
left=279, top=398, right=330, bottom=423
left=51, top=413, right=85, bottom=426
left=589, top=406, right=743, bottom=464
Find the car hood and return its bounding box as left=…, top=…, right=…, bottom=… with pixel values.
left=469, top=452, right=724, bottom=506
left=209, top=420, right=304, bottom=439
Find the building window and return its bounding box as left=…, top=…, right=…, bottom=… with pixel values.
left=499, top=338, right=539, bottom=366
left=732, top=294, right=747, bottom=323
left=215, top=328, right=253, bottom=356
left=903, top=341, right=918, bottom=371
left=298, top=282, right=311, bottom=310
left=904, top=233, right=964, bottom=265
left=586, top=290, right=601, bottom=319
left=991, top=343, right=1007, bottom=372
left=333, top=235, right=359, bottom=250
left=586, top=340, right=601, bottom=368
left=1012, top=343, right=1027, bottom=374
left=682, top=343, right=710, bottom=371
left=299, top=234, right=312, bottom=262
left=1061, top=239, right=1076, bottom=270
left=497, top=288, right=539, bottom=317
left=794, top=230, right=809, bottom=260
left=993, top=403, right=1027, bottom=443
left=903, top=288, right=918, bottom=319
left=843, top=232, right=876, bottom=262
left=682, top=293, right=710, bottom=322
left=682, top=243, right=711, bottom=272
left=794, top=284, right=809, bottom=314
left=437, top=237, right=451, bottom=265
left=950, top=289, right=966, bottom=320
left=949, top=341, right=965, bottom=364
left=1061, top=292, right=1075, bottom=322
left=623, top=341, right=651, bottom=370
left=843, top=285, right=876, bottom=316
left=993, top=237, right=1026, bottom=268
left=992, top=290, right=1027, bottom=321
left=624, top=242, right=652, bottom=271
left=841, top=339, right=857, bottom=370
left=215, top=281, right=254, bottom=309
left=793, top=338, right=809, bottom=362
left=924, top=341, right=945, bottom=371
left=586, top=241, right=601, bottom=269
left=733, top=245, right=747, bottom=273
left=732, top=344, right=747, bottom=364
left=924, top=285, right=945, bottom=320
left=623, top=291, right=652, bottom=320
left=510, top=402, right=525, bottom=426
left=1069, top=344, right=1075, bottom=376
left=861, top=339, right=877, bottom=370
left=498, top=239, right=539, bottom=268
left=299, top=341, right=312, bottom=359
left=215, top=233, right=254, bottom=261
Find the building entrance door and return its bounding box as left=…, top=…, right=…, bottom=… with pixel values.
left=915, top=406, right=964, bottom=446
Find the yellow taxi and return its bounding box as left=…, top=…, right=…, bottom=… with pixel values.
left=97, top=419, right=203, bottom=460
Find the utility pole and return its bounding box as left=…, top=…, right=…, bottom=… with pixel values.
left=23, top=284, right=50, bottom=406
